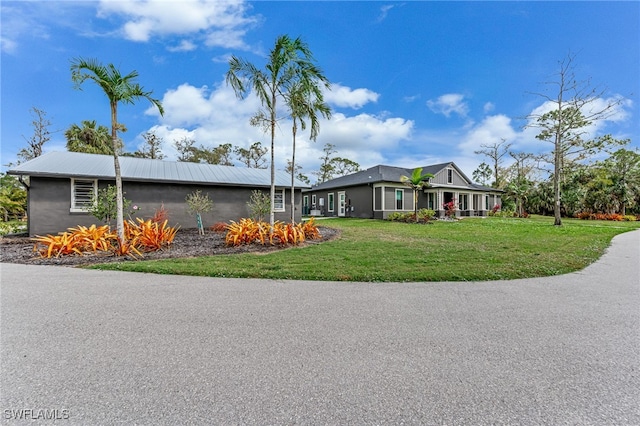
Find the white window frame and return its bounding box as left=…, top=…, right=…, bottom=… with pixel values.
left=70, top=178, right=97, bottom=213
left=395, top=188, right=404, bottom=210
left=311, top=194, right=317, bottom=208
left=427, top=192, right=435, bottom=210
left=447, top=168, right=453, bottom=184
left=274, top=188, right=285, bottom=212
left=328, top=193, right=335, bottom=212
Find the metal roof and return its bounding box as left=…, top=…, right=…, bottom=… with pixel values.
left=7, top=152, right=310, bottom=188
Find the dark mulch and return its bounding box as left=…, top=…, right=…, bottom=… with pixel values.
left=0, top=227, right=340, bottom=267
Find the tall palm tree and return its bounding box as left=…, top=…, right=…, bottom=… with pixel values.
left=65, top=120, right=115, bottom=155
left=400, top=167, right=435, bottom=222
left=71, top=57, right=164, bottom=243
left=226, top=35, right=328, bottom=227
left=285, top=79, right=331, bottom=223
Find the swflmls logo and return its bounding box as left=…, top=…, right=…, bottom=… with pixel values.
left=4, top=408, right=70, bottom=420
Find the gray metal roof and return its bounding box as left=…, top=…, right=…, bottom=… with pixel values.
left=307, top=162, right=501, bottom=192
left=8, top=152, right=310, bottom=188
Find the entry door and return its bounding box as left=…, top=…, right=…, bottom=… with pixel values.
left=338, top=191, right=346, bottom=217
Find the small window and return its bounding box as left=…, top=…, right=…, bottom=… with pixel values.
left=395, top=189, right=404, bottom=210
left=459, top=194, right=469, bottom=210
left=311, top=194, right=317, bottom=208
left=328, top=193, right=334, bottom=212
left=447, top=169, right=453, bottom=184
left=427, top=192, right=435, bottom=210
left=71, top=179, right=97, bottom=212
left=274, top=189, right=285, bottom=212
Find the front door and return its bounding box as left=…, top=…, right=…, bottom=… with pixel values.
left=338, top=191, right=346, bottom=217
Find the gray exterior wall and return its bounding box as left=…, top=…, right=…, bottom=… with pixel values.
left=305, top=185, right=373, bottom=218
left=26, top=177, right=301, bottom=236
left=431, top=166, right=467, bottom=186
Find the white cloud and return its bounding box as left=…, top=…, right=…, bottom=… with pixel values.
left=524, top=95, right=633, bottom=147
left=376, top=5, right=395, bottom=23
left=97, top=0, right=257, bottom=49
left=324, top=84, right=380, bottom=109
left=167, top=40, right=197, bottom=52
left=205, top=29, right=249, bottom=50
left=457, top=114, right=518, bottom=154
left=427, top=93, right=469, bottom=118
left=0, top=37, right=17, bottom=54
left=483, top=102, right=495, bottom=114
left=143, top=78, right=413, bottom=175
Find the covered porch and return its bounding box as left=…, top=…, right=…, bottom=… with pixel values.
left=424, top=189, right=501, bottom=218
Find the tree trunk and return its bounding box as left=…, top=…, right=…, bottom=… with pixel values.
left=290, top=121, right=297, bottom=224
left=269, top=93, right=276, bottom=228
left=111, top=101, right=126, bottom=242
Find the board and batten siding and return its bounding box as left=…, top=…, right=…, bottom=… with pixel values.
left=431, top=166, right=467, bottom=186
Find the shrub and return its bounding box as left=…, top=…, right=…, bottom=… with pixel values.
left=186, top=190, right=213, bottom=235
left=33, top=232, right=84, bottom=258
left=300, top=217, right=322, bottom=239
left=88, top=185, right=133, bottom=226
left=151, top=204, right=169, bottom=223
left=247, top=190, right=271, bottom=222
left=126, top=218, right=178, bottom=252
left=33, top=220, right=178, bottom=259
left=387, top=210, right=434, bottom=224
left=417, top=209, right=436, bottom=221
left=387, top=212, right=404, bottom=221
left=623, top=215, right=637, bottom=222
left=225, top=218, right=321, bottom=247
left=443, top=200, right=457, bottom=218
left=210, top=222, right=228, bottom=233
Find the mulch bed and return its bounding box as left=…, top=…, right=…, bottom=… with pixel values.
left=0, top=227, right=340, bottom=267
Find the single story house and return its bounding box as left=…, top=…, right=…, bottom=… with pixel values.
left=303, top=162, right=502, bottom=219
left=8, top=151, right=309, bottom=236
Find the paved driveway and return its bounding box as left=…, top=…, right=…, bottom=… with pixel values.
left=1, top=230, right=639, bottom=425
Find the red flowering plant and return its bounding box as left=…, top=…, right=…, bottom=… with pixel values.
left=443, top=199, right=457, bottom=218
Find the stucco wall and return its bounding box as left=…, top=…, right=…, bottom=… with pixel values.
left=26, top=177, right=301, bottom=236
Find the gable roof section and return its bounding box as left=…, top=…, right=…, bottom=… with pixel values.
left=308, top=162, right=501, bottom=192
left=8, top=152, right=310, bottom=188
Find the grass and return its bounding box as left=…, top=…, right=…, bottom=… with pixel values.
left=89, top=216, right=640, bottom=282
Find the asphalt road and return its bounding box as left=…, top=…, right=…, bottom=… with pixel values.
left=1, top=230, right=639, bottom=425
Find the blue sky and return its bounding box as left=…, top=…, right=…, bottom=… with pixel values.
left=2, top=1, right=639, bottom=181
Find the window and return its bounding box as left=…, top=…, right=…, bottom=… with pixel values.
left=459, top=194, right=469, bottom=210
left=395, top=189, right=404, bottom=210
left=427, top=192, right=435, bottom=210
left=274, top=188, right=285, bottom=212
left=312, top=194, right=317, bottom=208
left=447, top=168, right=453, bottom=184
left=328, top=193, right=334, bottom=212
left=71, top=179, right=97, bottom=212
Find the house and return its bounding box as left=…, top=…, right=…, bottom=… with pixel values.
left=303, top=162, right=502, bottom=219
left=7, top=152, right=310, bottom=236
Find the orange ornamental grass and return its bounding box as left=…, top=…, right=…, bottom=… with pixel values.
left=225, top=218, right=321, bottom=247
left=33, top=220, right=179, bottom=259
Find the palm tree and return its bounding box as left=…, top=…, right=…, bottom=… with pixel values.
left=65, top=120, right=115, bottom=155
left=400, top=167, right=435, bottom=222
left=226, top=35, right=327, bottom=227
left=285, top=79, right=331, bottom=223
left=71, top=57, right=164, bottom=243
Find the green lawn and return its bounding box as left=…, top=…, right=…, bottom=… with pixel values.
left=90, top=216, right=640, bottom=282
